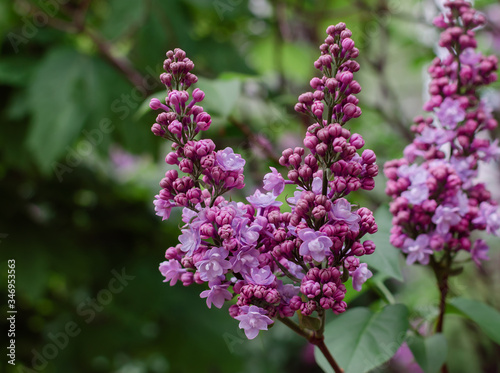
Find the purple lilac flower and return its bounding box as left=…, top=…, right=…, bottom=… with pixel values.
left=401, top=184, right=430, bottom=205
left=229, top=248, right=260, bottom=274
left=298, top=228, right=332, bottom=262
left=152, top=31, right=379, bottom=340
left=436, top=97, right=465, bottom=129
left=418, top=126, right=455, bottom=146
left=154, top=196, right=173, bottom=220
left=459, top=48, right=481, bottom=65
left=196, top=247, right=232, bottom=282
left=403, top=235, right=433, bottom=265
left=432, top=205, right=462, bottom=235
left=350, top=263, right=373, bottom=291
left=245, top=266, right=276, bottom=286
left=471, top=239, right=490, bottom=267
left=159, top=260, right=186, bottom=285
left=216, top=147, right=246, bottom=171
left=476, top=139, right=500, bottom=162
left=234, top=305, right=273, bottom=339
left=473, top=202, right=500, bottom=235
left=277, top=280, right=300, bottom=303
left=179, top=228, right=201, bottom=256
left=200, top=283, right=233, bottom=309
left=246, top=189, right=283, bottom=208
left=263, top=167, right=285, bottom=195
left=331, top=199, right=360, bottom=232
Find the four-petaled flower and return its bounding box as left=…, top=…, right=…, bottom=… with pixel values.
left=436, top=97, right=466, bottom=129
left=263, top=167, right=285, bottom=195
left=216, top=147, right=246, bottom=171
left=350, top=263, right=373, bottom=291
left=297, top=228, right=332, bottom=262
left=179, top=228, right=201, bottom=256
left=234, top=305, right=274, bottom=339
left=331, top=198, right=360, bottom=232
left=403, top=235, right=433, bottom=265
left=196, top=247, right=232, bottom=282
left=246, top=189, right=283, bottom=208
left=200, top=283, right=233, bottom=308
left=159, top=260, right=186, bottom=286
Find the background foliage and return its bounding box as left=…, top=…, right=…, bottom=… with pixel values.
left=1, top=0, right=499, bottom=372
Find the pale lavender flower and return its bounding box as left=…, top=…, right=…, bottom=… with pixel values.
left=245, top=265, right=276, bottom=285
left=277, top=280, right=300, bottom=303
left=200, top=283, right=233, bottom=309
left=181, top=207, right=198, bottom=224
left=159, top=260, right=186, bottom=285
left=246, top=189, right=283, bottom=208
left=263, top=167, right=285, bottom=195
left=350, top=263, right=373, bottom=291
left=401, top=185, right=430, bottom=205
left=436, top=97, right=466, bottom=129
left=154, top=196, right=173, bottom=220
left=179, top=228, right=201, bottom=256
left=450, top=155, right=477, bottom=187
left=229, top=248, right=260, bottom=274
left=297, top=228, right=333, bottom=262
left=311, top=177, right=324, bottom=195
left=233, top=218, right=262, bottom=247
left=476, top=139, right=500, bottom=162
left=418, top=126, right=455, bottom=146
left=432, top=205, right=462, bottom=235
left=235, top=305, right=273, bottom=339
left=459, top=48, right=482, bottom=65
left=403, top=234, right=433, bottom=265
left=215, top=147, right=246, bottom=171
left=471, top=239, right=490, bottom=267
left=473, top=202, right=500, bottom=235
left=331, top=198, right=360, bottom=232
left=196, top=247, right=232, bottom=282
left=286, top=261, right=305, bottom=279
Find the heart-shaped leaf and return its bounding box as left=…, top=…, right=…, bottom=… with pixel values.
left=448, top=297, right=500, bottom=345
left=407, top=334, right=447, bottom=373
left=315, top=304, right=409, bottom=373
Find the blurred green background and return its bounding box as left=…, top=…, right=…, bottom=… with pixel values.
left=1, top=0, right=499, bottom=372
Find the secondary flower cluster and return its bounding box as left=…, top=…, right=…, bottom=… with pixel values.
left=153, top=25, right=378, bottom=340
left=385, top=0, right=500, bottom=268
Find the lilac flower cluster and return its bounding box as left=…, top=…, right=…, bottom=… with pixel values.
left=153, top=25, right=378, bottom=341
left=385, top=0, right=499, bottom=268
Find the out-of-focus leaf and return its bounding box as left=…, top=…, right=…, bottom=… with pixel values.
left=99, top=0, right=145, bottom=40
left=316, top=304, right=409, bottom=373
left=361, top=205, right=404, bottom=281
left=407, top=334, right=448, bottom=373
left=196, top=77, right=242, bottom=119
left=26, top=48, right=138, bottom=173
left=0, top=56, right=37, bottom=86
left=27, top=49, right=90, bottom=173
left=448, top=297, right=500, bottom=344
left=248, top=39, right=315, bottom=81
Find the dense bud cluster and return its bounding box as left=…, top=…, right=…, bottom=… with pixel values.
left=385, top=0, right=499, bottom=268
left=152, top=26, right=378, bottom=340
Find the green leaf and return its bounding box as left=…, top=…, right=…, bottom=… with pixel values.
left=316, top=304, right=409, bottom=373
left=0, top=56, right=37, bottom=86
left=27, top=49, right=89, bottom=173
left=407, top=334, right=447, bottom=373
left=361, top=206, right=404, bottom=281
left=448, top=297, right=500, bottom=345
left=196, top=77, right=242, bottom=119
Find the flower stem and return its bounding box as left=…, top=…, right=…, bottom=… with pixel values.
left=431, top=250, right=451, bottom=373
left=312, top=337, right=344, bottom=373
left=277, top=316, right=344, bottom=373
